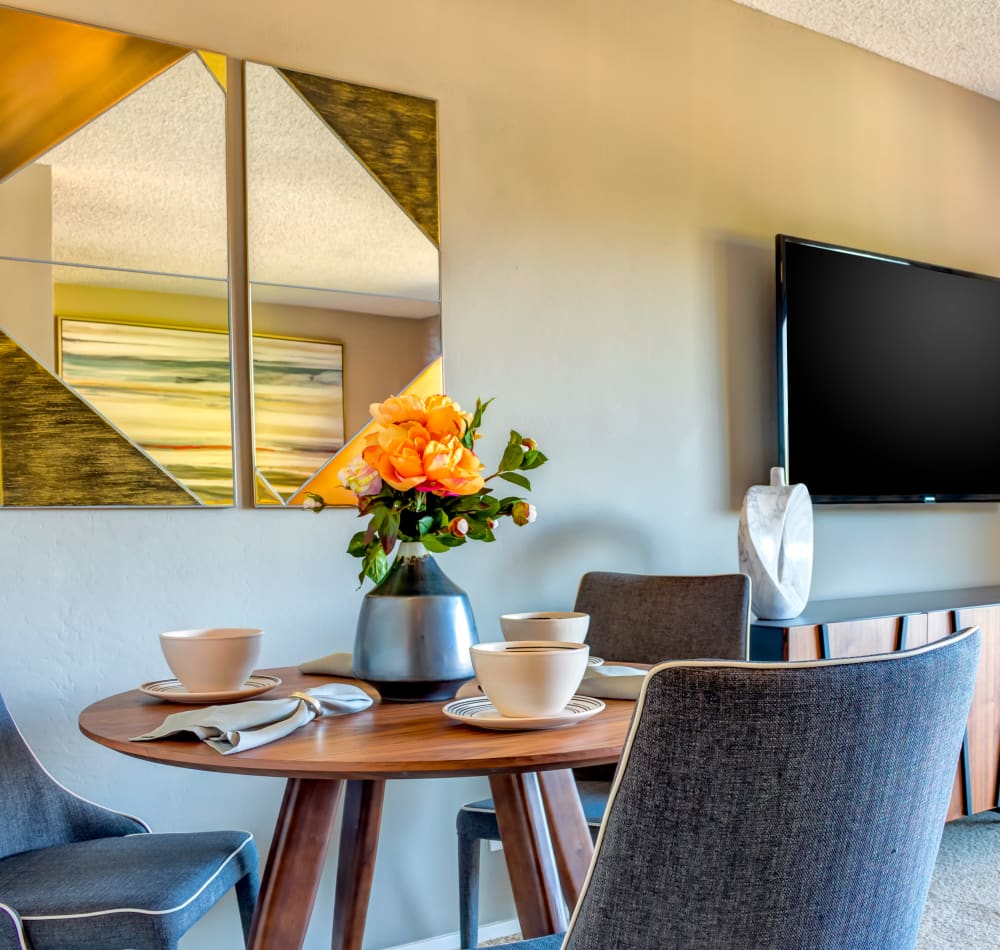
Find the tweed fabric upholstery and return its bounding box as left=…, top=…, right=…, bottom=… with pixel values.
left=0, top=697, right=146, bottom=860
left=573, top=571, right=750, bottom=664
left=0, top=832, right=257, bottom=950
left=456, top=572, right=751, bottom=948
left=557, top=630, right=980, bottom=950
left=491, top=936, right=563, bottom=950
left=490, top=631, right=979, bottom=950
left=0, top=692, right=259, bottom=949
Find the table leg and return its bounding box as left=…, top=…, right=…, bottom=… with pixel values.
left=537, top=769, right=594, bottom=908
left=332, top=779, right=386, bottom=950
left=248, top=777, right=344, bottom=950
left=489, top=772, right=568, bottom=938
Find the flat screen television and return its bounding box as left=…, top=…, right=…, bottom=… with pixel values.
left=777, top=234, right=1000, bottom=503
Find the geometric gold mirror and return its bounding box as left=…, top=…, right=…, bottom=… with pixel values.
left=0, top=6, right=443, bottom=509
left=244, top=62, right=442, bottom=507
left=0, top=7, right=231, bottom=506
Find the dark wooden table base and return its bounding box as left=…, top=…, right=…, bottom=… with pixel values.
left=248, top=770, right=593, bottom=949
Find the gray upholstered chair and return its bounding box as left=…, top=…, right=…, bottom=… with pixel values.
left=490, top=626, right=981, bottom=950
left=0, top=691, right=259, bottom=949
left=457, top=571, right=751, bottom=948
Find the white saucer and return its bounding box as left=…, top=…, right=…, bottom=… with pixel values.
left=442, top=694, right=605, bottom=731
left=139, top=674, right=281, bottom=704
left=588, top=656, right=604, bottom=666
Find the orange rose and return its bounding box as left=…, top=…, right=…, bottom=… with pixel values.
left=369, top=394, right=426, bottom=427
left=423, top=435, right=485, bottom=495
left=424, top=394, right=471, bottom=440
left=362, top=423, right=432, bottom=491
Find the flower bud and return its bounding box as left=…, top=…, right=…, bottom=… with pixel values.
left=338, top=457, right=383, bottom=497
left=449, top=516, right=470, bottom=538
left=511, top=501, right=537, bottom=526
left=522, top=437, right=537, bottom=451
left=303, top=493, right=326, bottom=512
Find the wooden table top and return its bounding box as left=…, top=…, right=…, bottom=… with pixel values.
left=79, top=667, right=641, bottom=781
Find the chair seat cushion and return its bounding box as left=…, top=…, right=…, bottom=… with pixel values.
left=0, top=830, right=256, bottom=950
left=491, top=935, right=564, bottom=949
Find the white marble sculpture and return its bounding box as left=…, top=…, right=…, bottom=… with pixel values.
left=738, top=466, right=813, bottom=620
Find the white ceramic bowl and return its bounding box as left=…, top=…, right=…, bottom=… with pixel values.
left=499, top=611, right=590, bottom=644
left=159, top=627, right=262, bottom=693
left=470, top=640, right=590, bottom=718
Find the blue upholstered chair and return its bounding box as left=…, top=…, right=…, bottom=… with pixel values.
left=489, top=626, right=981, bottom=950
left=457, top=571, right=751, bottom=948
left=0, top=691, right=259, bottom=949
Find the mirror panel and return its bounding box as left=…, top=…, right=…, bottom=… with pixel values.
left=244, top=61, right=442, bottom=506
left=0, top=7, right=230, bottom=506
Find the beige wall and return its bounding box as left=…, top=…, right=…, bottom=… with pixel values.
left=5, top=2, right=1000, bottom=948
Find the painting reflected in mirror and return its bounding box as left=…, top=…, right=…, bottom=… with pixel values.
left=244, top=62, right=442, bottom=507
left=0, top=7, right=230, bottom=505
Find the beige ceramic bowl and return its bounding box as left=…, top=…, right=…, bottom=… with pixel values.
left=499, top=611, right=590, bottom=644
left=470, top=640, right=590, bottom=718
left=159, top=627, right=262, bottom=693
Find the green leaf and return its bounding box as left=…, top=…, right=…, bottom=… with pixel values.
left=362, top=545, right=389, bottom=585
left=380, top=511, right=399, bottom=554
left=434, top=534, right=466, bottom=548
left=462, top=396, right=494, bottom=449
left=465, top=520, right=496, bottom=542
left=421, top=534, right=450, bottom=553
left=416, top=515, right=434, bottom=536
left=498, top=439, right=525, bottom=473
left=347, top=531, right=369, bottom=558
left=521, top=449, right=548, bottom=470
left=499, top=471, right=531, bottom=490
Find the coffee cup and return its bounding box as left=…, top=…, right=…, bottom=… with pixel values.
left=159, top=627, right=262, bottom=692
left=470, top=640, right=589, bottom=718
left=500, top=611, right=590, bottom=643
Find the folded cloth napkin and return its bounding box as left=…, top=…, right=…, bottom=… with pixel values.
left=455, top=664, right=647, bottom=703
left=129, top=684, right=373, bottom=755
left=578, top=664, right=647, bottom=700
left=298, top=651, right=356, bottom=677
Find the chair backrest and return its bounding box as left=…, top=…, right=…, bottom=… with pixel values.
left=573, top=572, right=750, bottom=664
left=563, top=627, right=981, bottom=950
left=0, top=692, right=146, bottom=860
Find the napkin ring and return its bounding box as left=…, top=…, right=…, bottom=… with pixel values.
left=289, top=691, right=325, bottom=718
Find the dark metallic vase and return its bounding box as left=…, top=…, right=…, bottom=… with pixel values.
left=353, top=542, right=478, bottom=702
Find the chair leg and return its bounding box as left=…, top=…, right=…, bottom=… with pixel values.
left=236, top=869, right=261, bottom=947
left=458, top=832, right=481, bottom=949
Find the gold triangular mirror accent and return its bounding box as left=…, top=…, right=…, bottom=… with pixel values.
left=0, top=331, right=200, bottom=506
left=0, top=7, right=187, bottom=182
left=279, top=69, right=439, bottom=246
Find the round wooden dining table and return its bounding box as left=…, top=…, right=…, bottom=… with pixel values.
left=79, top=667, right=641, bottom=950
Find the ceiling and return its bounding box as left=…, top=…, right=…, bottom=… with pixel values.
left=22, top=51, right=439, bottom=318
left=731, top=0, right=1000, bottom=102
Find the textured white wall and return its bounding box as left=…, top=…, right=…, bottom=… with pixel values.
left=5, top=1, right=1000, bottom=948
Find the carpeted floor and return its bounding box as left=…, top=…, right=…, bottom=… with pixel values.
left=477, top=813, right=1000, bottom=948
left=916, top=811, right=1000, bottom=949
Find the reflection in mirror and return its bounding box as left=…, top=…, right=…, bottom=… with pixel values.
left=244, top=62, right=442, bottom=506
left=0, top=7, right=230, bottom=506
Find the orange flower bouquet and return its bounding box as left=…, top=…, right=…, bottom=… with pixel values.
left=306, top=394, right=546, bottom=584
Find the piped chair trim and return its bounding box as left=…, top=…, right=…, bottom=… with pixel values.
left=6, top=712, right=150, bottom=833
left=559, top=627, right=980, bottom=948
left=0, top=903, right=28, bottom=950
left=19, top=833, right=255, bottom=922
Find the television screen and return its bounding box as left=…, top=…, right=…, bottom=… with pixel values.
left=777, top=235, right=1000, bottom=503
